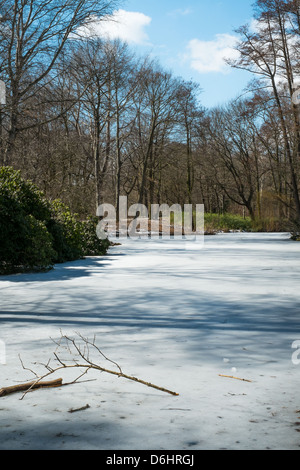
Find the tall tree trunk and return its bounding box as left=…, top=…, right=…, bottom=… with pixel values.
left=115, top=110, right=121, bottom=221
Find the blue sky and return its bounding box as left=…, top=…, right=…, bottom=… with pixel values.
left=92, top=0, right=256, bottom=108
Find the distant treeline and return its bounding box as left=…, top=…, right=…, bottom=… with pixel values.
left=0, top=0, right=299, bottom=237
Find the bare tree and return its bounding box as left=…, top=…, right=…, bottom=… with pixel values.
left=0, top=0, right=118, bottom=163
left=106, top=40, right=141, bottom=219
left=176, top=80, right=203, bottom=206
left=131, top=61, right=181, bottom=207
left=229, top=0, right=300, bottom=224
left=207, top=101, right=264, bottom=220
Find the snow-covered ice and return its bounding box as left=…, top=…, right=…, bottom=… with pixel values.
left=1, top=232, right=300, bottom=450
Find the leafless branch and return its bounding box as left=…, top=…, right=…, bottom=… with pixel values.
left=16, top=331, right=179, bottom=400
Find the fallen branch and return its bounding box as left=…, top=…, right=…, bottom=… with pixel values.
left=15, top=332, right=179, bottom=399
left=0, top=378, right=63, bottom=397
left=68, top=404, right=90, bottom=413
left=219, top=374, right=252, bottom=383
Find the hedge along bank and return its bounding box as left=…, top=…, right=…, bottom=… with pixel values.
left=0, top=167, right=110, bottom=274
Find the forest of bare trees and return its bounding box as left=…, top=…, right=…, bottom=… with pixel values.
left=0, top=0, right=299, bottom=234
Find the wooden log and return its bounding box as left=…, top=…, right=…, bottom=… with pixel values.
left=0, top=378, right=63, bottom=397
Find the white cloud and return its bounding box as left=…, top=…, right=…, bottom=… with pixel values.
left=168, top=8, right=192, bottom=17
left=185, top=34, right=240, bottom=74
left=80, top=9, right=152, bottom=45
left=249, top=18, right=262, bottom=33
left=246, top=17, right=300, bottom=85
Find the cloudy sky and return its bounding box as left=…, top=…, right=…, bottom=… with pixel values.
left=88, top=0, right=255, bottom=108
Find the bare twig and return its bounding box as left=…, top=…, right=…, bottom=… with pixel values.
left=219, top=374, right=252, bottom=383
left=15, top=332, right=179, bottom=399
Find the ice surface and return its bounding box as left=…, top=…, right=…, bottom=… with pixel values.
left=0, top=232, right=300, bottom=450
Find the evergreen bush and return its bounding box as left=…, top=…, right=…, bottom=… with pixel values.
left=0, top=167, right=110, bottom=274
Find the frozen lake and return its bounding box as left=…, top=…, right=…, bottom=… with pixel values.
left=1, top=232, right=300, bottom=450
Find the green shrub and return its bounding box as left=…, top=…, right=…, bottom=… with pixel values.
left=204, top=213, right=252, bottom=232
left=48, top=202, right=110, bottom=262
left=0, top=167, right=51, bottom=222
left=79, top=216, right=110, bottom=256
left=0, top=167, right=110, bottom=274
left=22, top=215, right=56, bottom=271
left=0, top=190, right=30, bottom=272
left=0, top=190, right=55, bottom=273
left=48, top=200, right=83, bottom=262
